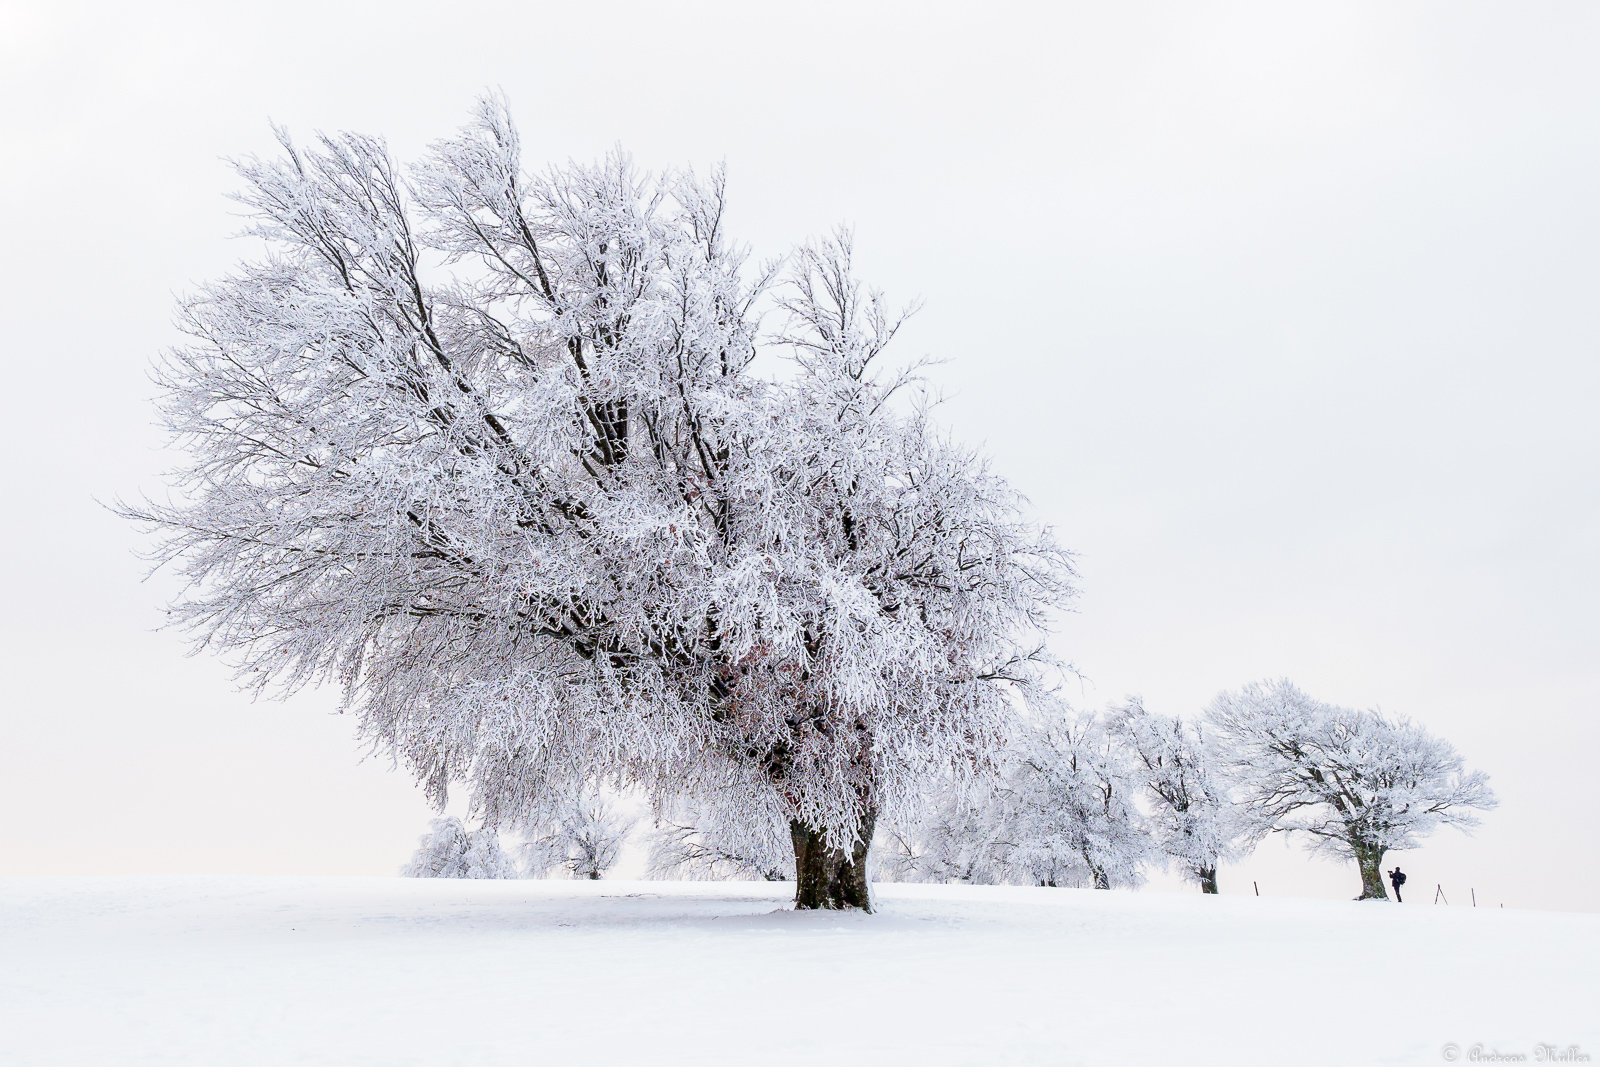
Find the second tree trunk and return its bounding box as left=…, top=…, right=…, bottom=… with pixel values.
left=1354, top=843, right=1389, bottom=900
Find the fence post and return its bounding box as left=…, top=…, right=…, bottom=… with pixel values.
left=1472, top=888, right=1476, bottom=907
left=1253, top=881, right=1259, bottom=897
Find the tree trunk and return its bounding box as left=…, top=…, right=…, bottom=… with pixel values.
left=1197, top=866, right=1219, bottom=894
left=790, top=813, right=874, bottom=912
left=1091, top=867, right=1111, bottom=890
left=1353, top=842, right=1389, bottom=900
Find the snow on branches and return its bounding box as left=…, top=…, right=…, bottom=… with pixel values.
left=643, top=794, right=793, bottom=882
left=125, top=95, right=1075, bottom=909
left=1206, top=679, right=1497, bottom=900
left=874, top=775, right=1012, bottom=885
left=1000, top=711, right=1158, bottom=890
left=879, top=708, right=1157, bottom=890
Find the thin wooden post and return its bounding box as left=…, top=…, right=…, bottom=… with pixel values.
left=1472, top=888, right=1476, bottom=907
left=1434, top=884, right=1448, bottom=905
left=1253, top=881, right=1259, bottom=897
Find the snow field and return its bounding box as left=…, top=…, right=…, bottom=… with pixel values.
left=2, top=877, right=1594, bottom=1066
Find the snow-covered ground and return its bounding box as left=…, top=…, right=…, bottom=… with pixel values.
left=3, top=877, right=1594, bottom=1066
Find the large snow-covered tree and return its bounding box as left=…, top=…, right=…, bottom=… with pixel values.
left=1108, top=698, right=1254, bottom=893
left=125, top=96, right=1074, bottom=911
left=1205, top=679, right=1497, bottom=900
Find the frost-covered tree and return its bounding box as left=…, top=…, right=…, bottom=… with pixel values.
left=521, top=795, right=635, bottom=879
left=643, top=784, right=792, bottom=881
left=1206, top=679, right=1497, bottom=900
left=1000, top=712, right=1157, bottom=889
left=879, top=711, right=1166, bottom=890
left=1108, top=698, right=1254, bottom=893
left=874, top=778, right=1011, bottom=885
left=123, top=96, right=1074, bottom=911
left=402, top=817, right=519, bottom=878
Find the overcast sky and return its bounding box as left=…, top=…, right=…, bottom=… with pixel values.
left=3, top=1, right=1596, bottom=911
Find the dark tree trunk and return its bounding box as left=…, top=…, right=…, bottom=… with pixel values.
left=1197, top=866, right=1219, bottom=894
left=1091, top=867, right=1111, bottom=890
left=790, top=813, right=874, bottom=912
left=1353, top=842, right=1389, bottom=900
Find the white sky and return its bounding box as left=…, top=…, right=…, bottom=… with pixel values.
left=2, top=1, right=1595, bottom=911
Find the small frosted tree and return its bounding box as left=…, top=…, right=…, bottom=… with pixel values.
left=1108, top=698, right=1254, bottom=893
left=1000, top=712, right=1157, bottom=889
left=1206, top=679, right=1497, bottom=900
left=403, top=817, right=519, bottom=878
left=123, top=96, right=1075, bottom=911
left=521, top=796, right=636, bottom=879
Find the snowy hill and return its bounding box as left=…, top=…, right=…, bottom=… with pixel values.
left=3, top=877, right=1594, bottom=1066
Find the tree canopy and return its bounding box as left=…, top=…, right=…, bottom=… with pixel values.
left=127, top=96, right=1076, bottom=908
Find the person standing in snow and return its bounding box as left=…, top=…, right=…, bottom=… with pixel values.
left=1389, top=867, right=1407, bottom=902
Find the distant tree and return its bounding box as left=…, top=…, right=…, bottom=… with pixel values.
left=1000, top=712, right=1157, bottom=889
left=1206, top=679, right=1497, bottom=900
left=878, top=711, right=1161, bottom=890
left=123, top=96, right=1075, bottom=911
left=402, top=817, right=519, bottom=879
left=1108, top=698, right=1255, bottom=893
left=521, top=796, right=636, bottom=879
left=874, top=777, right=1010, bottom=885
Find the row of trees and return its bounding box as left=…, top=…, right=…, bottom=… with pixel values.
left=132, top=98, right=1493, bottom=909
left=881, top=679, right=1496, bottom=900
left=403, top=800, right=783, bottom=881
left=406, top=678, right=1496, bottom=901
left=404, top=809, right=627, bottom=880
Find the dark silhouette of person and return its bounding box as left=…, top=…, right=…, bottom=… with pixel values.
left=1389, top=866, right=1407, bottom=902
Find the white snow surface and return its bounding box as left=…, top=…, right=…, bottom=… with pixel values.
left=3, top=877, right=1593, bottom=1066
